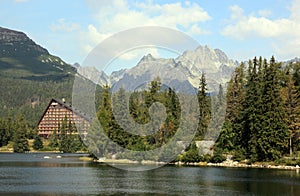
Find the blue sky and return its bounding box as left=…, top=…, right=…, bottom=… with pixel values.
left=1, top=0, right=299, bottom=71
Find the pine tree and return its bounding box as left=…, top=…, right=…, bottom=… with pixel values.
left=49, top=129, right=59, bottom=148
left=97, top=85, right=119, bottom=154
left=256, top=56, right=288, bottom=161
left=284, top=68, right=300, bottom=156
left=239, top=58, right=262, bottom=160
left=13, top=114, right=29, bottom=153
left=196, top=73, right=211, bottom=139
left=217, top=63, right=245, bottom=151
left=0, top=118, right=10, bottom=147
left=33, top=135, right=43, bottom=150
left=209, top=84, right=226, bottom=140
left=59, top=116, right=69, bottom=152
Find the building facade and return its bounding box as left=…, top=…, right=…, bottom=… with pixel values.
left=38, top=98, right=91, bottom=138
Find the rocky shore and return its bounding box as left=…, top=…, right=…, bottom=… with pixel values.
left=175, top=159, right=300, bottom=170
left=96, top=158, right=300, bottom=170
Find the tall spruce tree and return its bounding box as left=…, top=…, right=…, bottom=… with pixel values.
left=217, top=63, right=245, bottom=151
left=238, top=58, right=262, bottom=160
left=59, top=116, right=69, bottom=152
left=256, top=56, right=288, bottom=161
left=0, top=118, right=10, bottom=147
left=284, top=68, right=300, bottom=156
left=196, top=73, right=211, bottom=139
left=13, top=114, right=29, bottom=153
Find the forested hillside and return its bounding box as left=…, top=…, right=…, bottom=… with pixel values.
left=0, top=27, right=101, bottom=152
left=0, top=27, right=76, bottom=126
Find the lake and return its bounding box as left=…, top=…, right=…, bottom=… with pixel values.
left=0, top=153, right=300, bottom=195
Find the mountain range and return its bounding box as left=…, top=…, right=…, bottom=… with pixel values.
left=78, top=45, right=238, bottom=94
left=1, top=26, right=299, bottom=124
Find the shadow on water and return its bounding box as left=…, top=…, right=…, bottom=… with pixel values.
left=0, top=153, right=300, bottom=195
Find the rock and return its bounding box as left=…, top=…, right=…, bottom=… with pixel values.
left=196, top=140, right=215, bottom=155
left=0, top=27, right=49, bottom=56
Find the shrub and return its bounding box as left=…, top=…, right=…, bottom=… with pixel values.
left=210, top=150, right=226, bottom=163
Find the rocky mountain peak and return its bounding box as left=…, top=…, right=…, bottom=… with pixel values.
left=0, top=27, right=29, bottom=42
left=179, top=45, right=232, bottom=67
left=140, top=53, right=155, bottom=62
left=0, top=26, right=49, bottom=56
left=79, top=44, right=238, bottom=93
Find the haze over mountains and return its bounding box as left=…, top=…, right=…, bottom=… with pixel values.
left=78, top=45, right=238, bottom=93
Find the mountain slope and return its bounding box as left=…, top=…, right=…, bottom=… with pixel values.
left=0, top=27, right=77, bottom=125
left=0, top=27, right=75, bottom=79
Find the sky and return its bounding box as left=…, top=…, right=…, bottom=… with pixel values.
left=1, top=0, right=300, bottom=72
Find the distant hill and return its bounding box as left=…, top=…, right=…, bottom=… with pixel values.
left=0, top=27, right=77, bottom=126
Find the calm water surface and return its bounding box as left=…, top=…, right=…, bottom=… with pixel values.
left=0, top=153, right=300, bottom=195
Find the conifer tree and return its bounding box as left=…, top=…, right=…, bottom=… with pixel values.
left=33, top=134, right=43, bottom=150
left=13, top=114, right=29, bottom=153
left=0, top=118, right=10, bottom=147
left=238, top=58, right=261, bottom=160
left=256, top=56, right=289, bottom=161
left=49, top=129, right=59, bottom=148
left=59, top=116, right=69, bottom=152
left=284, top=68, right=300, bottom=156
left=196, top=73, right=211, bottom=139
left=217, top=63, right=245, bottom=151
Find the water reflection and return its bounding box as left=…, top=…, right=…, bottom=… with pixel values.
left=0, top=153, right=300, bottom=195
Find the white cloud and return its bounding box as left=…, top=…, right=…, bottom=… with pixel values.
left=222, top=1, right=300, bottom=59
left=289, top=0, right=300, bottom=20
left=50, top=18, right=80, bottom=32
left=81, top=0, right=211, bottom=61
left=223, top=15, right=294, bottom=40
left=188, top=24, right=210, bottom=36
left=229, top=5, right=245, bottom=20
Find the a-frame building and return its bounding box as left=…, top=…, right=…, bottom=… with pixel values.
left=37, top=98, right=91, bottom=138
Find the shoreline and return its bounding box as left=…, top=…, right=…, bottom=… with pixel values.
left=96, top=158, right=300, bottom=170
left=1, top=151, right=300, bottom=170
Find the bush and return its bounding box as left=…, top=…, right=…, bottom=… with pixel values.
left=232, top=149, right=246, bottom=162
left=275, top=158, right=300, bottom=166
left=33, top=135, right=43, bottom=150
left=180, top=142, right=201, bottom=163
left=200, top=154, right=212, bottom=162
left=210, top=150, right=226, bottom=163
left=180, top=148, right=200, bottom=163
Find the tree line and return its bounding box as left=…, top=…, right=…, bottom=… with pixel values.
left=86, top=56, right=300, bottom=163
left=85, top=75, right=225, bottom=162
left=216, top=57, right=300, bottom=162
left=0, top=114, right=85, bottom=153
left=2, top=56, right=299, bottom=164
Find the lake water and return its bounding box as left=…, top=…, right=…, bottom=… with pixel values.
left=0, top=153, right=300, bottom=195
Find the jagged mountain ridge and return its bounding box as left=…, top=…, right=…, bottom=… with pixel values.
left=0, top=27, right=49, bottom=56
left=79, top=45, right=238, bottom=93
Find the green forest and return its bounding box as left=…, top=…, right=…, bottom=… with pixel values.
left=86, top=56, right=300, bottom=164
left=216, top=56, right=300, bottom=164
left=1, top=55, right=300, bottom=166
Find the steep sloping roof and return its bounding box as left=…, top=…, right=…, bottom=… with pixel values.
left=37, top=98, right=92, bottom=126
